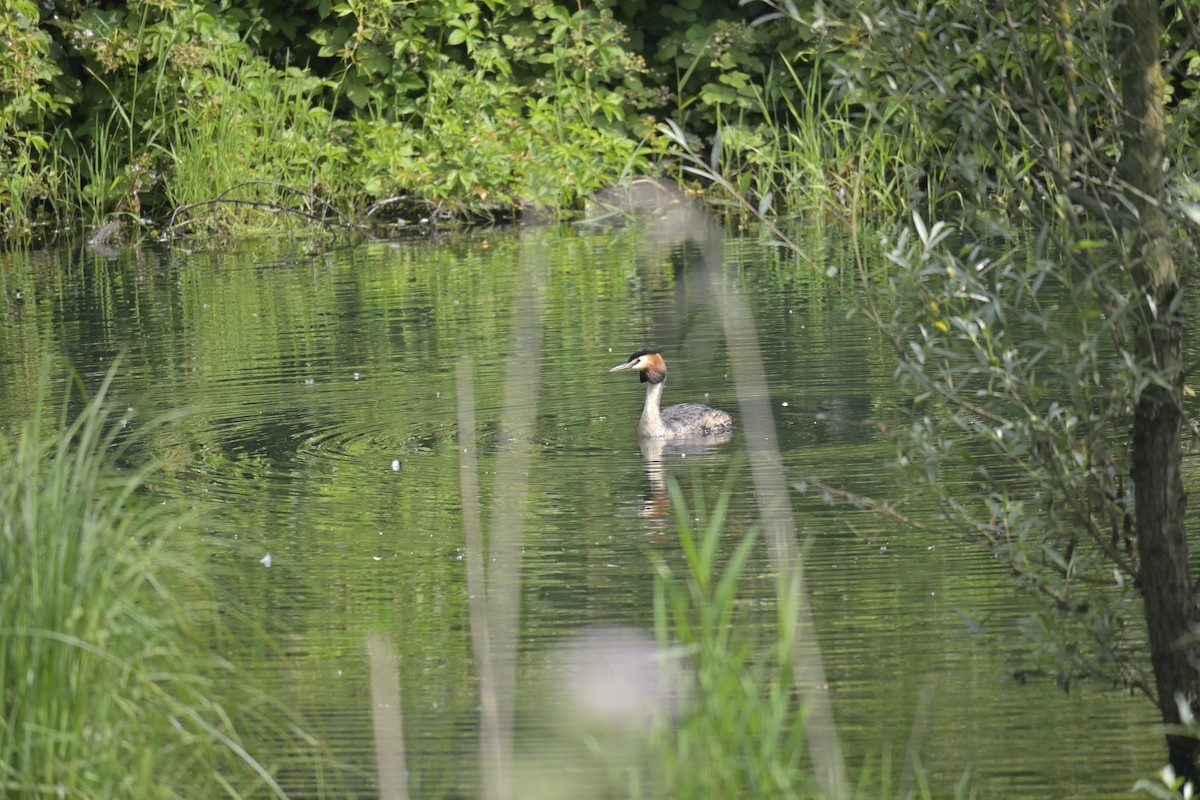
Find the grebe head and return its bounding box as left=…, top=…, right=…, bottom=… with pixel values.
left=609, top=349, right=666, bottom=384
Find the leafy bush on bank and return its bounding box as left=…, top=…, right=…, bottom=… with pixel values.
left=8, top=1, right=1199, bottom=240
left=0, top=0, right=817, bottom=238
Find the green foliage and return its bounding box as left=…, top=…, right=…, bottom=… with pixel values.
left=0, top=364, right=333, bottom=797
left=803, top=0, right=1200, bottom=705
left=0, top=0, right=678, bottom=237
left=710, top=58, right=913, bottom=217
left=803, top=0, right=1197, bottom=212
left=652, top=477, right=813, bottom=798
left=2, top=0, right=941, bottom=237
left=304, top=0, right=662, bottom=217
left=704, top=0, right=1200, bottom=704
left=0, top=0, right=71, bottom=233
left=165, top=54, right=349, bottom=222
left=348, top=57, right=656, bottom=218
left=880, top=215, right=1146, bottom=693
left=1135, top=763, right=1199, bottom=799
left=646, top=2, right=919, bottom=219
left=680, top=0, right=1200, bottom=221
left=621, top=1, right=816, bottom=125
left=650, top=475, right=978, bottom=799
left=671, top=0, right=1200, bottom=784
left=0, top=1, right=66, bottom=131
left=35, top=0, right=1173, bottom=234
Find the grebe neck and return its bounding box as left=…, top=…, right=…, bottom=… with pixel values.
left=639, top=380, right=667, bottom=438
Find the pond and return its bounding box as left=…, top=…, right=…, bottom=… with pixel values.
left=0, top=211, right=1160, bottom=798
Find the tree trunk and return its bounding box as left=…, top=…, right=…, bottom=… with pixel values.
left=1117, top=0, right=1200, bottom=784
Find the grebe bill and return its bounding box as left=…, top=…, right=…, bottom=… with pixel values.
left=609, top=349, right=733, bottom=439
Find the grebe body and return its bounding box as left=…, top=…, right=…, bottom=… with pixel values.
left=609, top=349, right=733, bottom=439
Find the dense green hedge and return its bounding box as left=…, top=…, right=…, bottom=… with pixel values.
left=6, top=1, right=1195, bottom=240
left=0, top=0, right=816, bottom=237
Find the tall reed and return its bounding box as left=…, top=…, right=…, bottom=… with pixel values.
left=701, top=56, right=926, bottom=220
left=651, top=477, right=808, bottom=797
left=0, top=365, right=309, bottom=798
left=651, top=477, right=978, bottom=800
left=165, top=50, right=345, bottom=221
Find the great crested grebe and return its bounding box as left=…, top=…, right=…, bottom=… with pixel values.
left=609, top=349, right=733, bottom=439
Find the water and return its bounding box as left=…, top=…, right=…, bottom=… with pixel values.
left=0, top=222, right=1161, bottom=798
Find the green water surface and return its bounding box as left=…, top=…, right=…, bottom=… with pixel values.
left=0, top=222, right=1160, bottom=798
